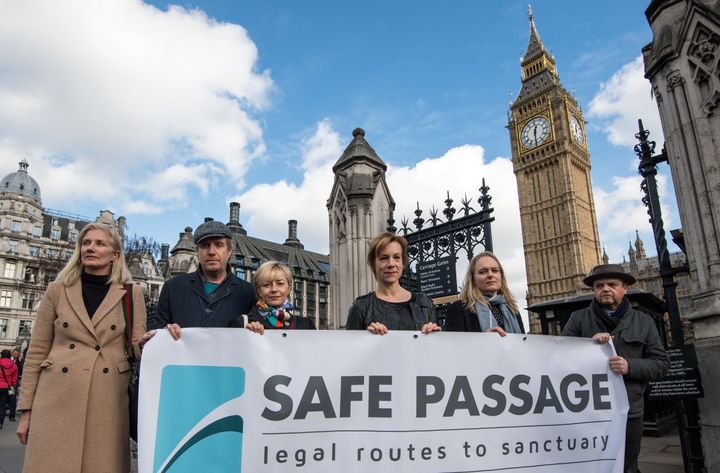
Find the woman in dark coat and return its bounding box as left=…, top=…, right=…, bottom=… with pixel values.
left=244, top=261, right=315, bottom=333
left=346, top=232, right=440, bottom=335
left=444, top=251, right=525, bottom=335
left=16, top=223, right=147, bottom=473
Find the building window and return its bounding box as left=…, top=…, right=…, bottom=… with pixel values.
left=21, top=292, right=37, bottom=310
left=0, top=319, right=7, bottom=338
left=4, top=262, right=16, bottom=278
left=24, top=267, right=38, bottom=283
left=236, top=268, right=246, bottom=280
left=50, top=229, right=60, bottom=241
left=32, top=226, right=41, bottom=237
left=319, top=285, right=328, bottom=303
left=0, top=291, right=12, bottom=307
left=19, top=319, right=32, bottom=335
left=43, top=271, right=57, bottom=285
left=52, top=218, right=58, bottom=227
left=28, top=246, right=40, bottom=257
left=10, top=220, right=22, bottom=233
left=8, top=240, right=18, bottom=253
left=68, top=221, right=75, bottom=230
left=69, top=232, right=77, bottom=243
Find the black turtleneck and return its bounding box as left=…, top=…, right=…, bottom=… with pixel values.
left=81, top=272, right=111, bottom=319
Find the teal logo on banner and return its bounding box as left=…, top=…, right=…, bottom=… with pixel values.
left=153, top=365, right=246, bottom=472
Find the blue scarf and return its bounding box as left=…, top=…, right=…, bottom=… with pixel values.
left=474, top=294, right=522, bottom=334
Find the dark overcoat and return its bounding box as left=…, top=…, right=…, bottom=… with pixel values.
left=152, top=269, right=256, bottom=330
left=562, top=301, right=669, bottom=419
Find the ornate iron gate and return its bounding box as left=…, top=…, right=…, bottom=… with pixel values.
left=387, top=180, right=495, bottom=320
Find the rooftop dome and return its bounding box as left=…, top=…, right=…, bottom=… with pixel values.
left=2, top=160, right=42, bottom=203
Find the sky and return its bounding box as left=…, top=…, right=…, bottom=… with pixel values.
left=0, top=0, right=677, bottom=308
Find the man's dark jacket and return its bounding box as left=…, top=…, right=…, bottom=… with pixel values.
left=562, top=299, right=669, bottom=419
left=152, top=268, right=256, bottom=330
left=346, top=292, right=436, bottom=330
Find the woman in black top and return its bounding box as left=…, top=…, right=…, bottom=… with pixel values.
left=346, top=232, right=439, bottom=335
left=245, top=261, right=315, bottom=333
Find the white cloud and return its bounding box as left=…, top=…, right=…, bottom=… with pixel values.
left=232, top=119, right=343, bottom=251
left=121, top=200, right=163, bottom=215
left=587, top=56, right=663, bottom=146
left=140, top=163, right=221, bottom=203
left=594, top=173, right=674, bottom=262
left=0, top=0, right=272, bottom=211
left=588, top=56, right=679, bottom=262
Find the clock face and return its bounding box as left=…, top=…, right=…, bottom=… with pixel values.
left=569, top=115, right=585, bottom=145
left=520, top=116, right=551, bottom=149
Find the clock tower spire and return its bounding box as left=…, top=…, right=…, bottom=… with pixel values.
left=508, top=8, right=601, bottom=333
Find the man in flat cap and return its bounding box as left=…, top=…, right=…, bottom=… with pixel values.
left=151, top=219, right=256, bottom=338
left=563, top=264, right=669, bottom=473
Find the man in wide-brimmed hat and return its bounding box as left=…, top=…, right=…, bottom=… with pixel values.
left=563, top=264, right=669, bottom=473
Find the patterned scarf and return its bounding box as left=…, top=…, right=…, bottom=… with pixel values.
left=257, top=299, right=294, bottom=328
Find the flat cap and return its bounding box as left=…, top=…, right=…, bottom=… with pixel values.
left=193, top=219, right=233, bottom=244
left=583, top=263, right=636, bottom=287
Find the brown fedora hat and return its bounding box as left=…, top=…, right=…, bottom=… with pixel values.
left=583, top=264, right=636, bottom=287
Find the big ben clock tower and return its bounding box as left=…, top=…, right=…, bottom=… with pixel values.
left=508, top=7, right=601, bottom=333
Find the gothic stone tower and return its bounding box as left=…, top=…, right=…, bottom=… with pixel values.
left=508, top=9, right=601, bottom=332
left=327, top=128, right=394, bottom=329
left=643, top=1, right=720, bottom=468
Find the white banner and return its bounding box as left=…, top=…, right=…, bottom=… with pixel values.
left=138, top=329, right=628, bottom=473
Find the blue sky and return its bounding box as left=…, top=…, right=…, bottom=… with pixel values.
left=0, top=0, right=676, bottom=300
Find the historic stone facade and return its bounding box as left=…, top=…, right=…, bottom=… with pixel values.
left=327, top=128, right=395, bottom=329
left=619, top=232, right=695, bottom=343
left=0, top=161, right=164, bottom=350
left=643, top=1, right=720, bottom=469
left=508, top=10, right=601, bottom=333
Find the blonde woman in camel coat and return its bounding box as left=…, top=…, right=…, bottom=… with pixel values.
left=17, top=223, right=147, bottom=473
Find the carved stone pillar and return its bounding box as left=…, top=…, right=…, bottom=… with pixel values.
left=643, top=1, right=720, bottom=469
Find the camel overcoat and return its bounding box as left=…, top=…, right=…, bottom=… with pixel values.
left=18, top=280, right=146, bottom=473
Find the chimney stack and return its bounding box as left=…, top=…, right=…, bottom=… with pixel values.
left=226, top=201, right=247, bottom=235
left=283, top=219, right=304, bottom=249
